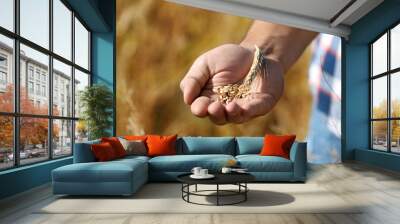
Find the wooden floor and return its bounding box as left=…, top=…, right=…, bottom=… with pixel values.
left=1, top=162, right=400, bottom=224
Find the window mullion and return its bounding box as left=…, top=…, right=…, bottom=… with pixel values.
left=388, top=30, right=391, bottom=153
left=370, top=45, right=373, bottom=149
left=71, top=10, right=76, bottom=155
left=13, top=0, right=20, bottom=167
left=48, top=0, right=54, bottom=160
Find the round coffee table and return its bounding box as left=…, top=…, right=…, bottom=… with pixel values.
left=177, top=173, right=255, bottom=206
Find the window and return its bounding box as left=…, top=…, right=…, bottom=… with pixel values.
left=0, top=34, right=13, bottom=113
left=36, top=84, right=40, bottom=95
left=0, top=0, right=14, bottom=32
left=74, top=18, right=90, bottom=70
left=28, top=67, right=34, bottom=80
left=35, top=70, right=40, bottom=81
left=0, top=54, right=7, bottom=67
left=20, top=0, right=49, bottom=49
left=42, top=85, right=46, bottom=97
left=53, top=0, right=72, bottom=60
left=371, top=23, right=400, bottom=153
left=53, top=59, right=72, bottom=117
left=28, top=81, right=34, bottom=94
left=53, top=119, right=72, bottom=158
left=0, top=54, right=8, bottom=88
left=0, top=0, right=91, bottom=170
left=0, top=71, right=6, bottom=85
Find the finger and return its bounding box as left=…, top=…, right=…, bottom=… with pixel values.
left=236, top=94, right=275, bottom=122
left=225, top=101, right=244, bottom=123
left=190, top=96, right=211, bottom=117
left=180, top=56, right=210, bottom=105
left=208, top=101, right=227, bottom=125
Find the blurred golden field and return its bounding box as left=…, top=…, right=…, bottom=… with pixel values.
left=116, top=0, right=312, bottom=139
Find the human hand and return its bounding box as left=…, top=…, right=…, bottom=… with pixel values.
left=180, top=44, right=284, bottom=125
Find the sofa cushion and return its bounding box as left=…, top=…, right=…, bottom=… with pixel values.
left=260, top=135, right=296, bottom=159
left=91, top=142, right=118, bottom=161
left=236, top=155, right=293, bottom=172
left=115, top=155, right=150, bottom=163
left=53, top=159, right=147, bottom=183
left=149, top=154, right=235, bottom=172
left=177, top=137, right=235, bottom=155
left=147, top=135, right=177, bottom=157
left=235, top=137, right=263, bottom=155
left=101, top=137, right=127, bottom=158
left=118, top=138, right=147, bottom=156
left=73, top=139, right=100, bottom=163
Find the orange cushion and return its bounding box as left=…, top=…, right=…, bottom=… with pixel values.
left=91, top=142, right=117, bottom=161
left=124, top=135, right=147, bottom=141
left=259, top=134, right=296, bottom=159
left=146, top=135, right=177, bottom=157
left=101, top=137, right=127, bottom=158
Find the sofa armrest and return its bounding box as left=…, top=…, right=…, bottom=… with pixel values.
left=289, top=142, right=307, bottom=181
left=73, top=140, right=100, bottom=163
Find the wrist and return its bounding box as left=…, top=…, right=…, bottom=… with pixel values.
left=239, top=41, right=285, bottom=74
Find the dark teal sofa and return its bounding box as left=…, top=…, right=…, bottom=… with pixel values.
left=52, top=137, right=307, bottom=196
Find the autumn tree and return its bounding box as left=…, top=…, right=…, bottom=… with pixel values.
left=372, top=99, right=400, bottom=143
left=0, top=84, right=59, bottom=152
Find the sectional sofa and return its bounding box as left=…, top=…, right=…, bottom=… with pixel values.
left=52, top=137, right=307, bottom=196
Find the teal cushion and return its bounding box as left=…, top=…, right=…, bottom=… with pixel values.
left=178, top=137, right=235, bottom=155
left=73, top=139, right=101, bottom=163
left=53, top=159, right=147, bottom=183
left=235, top=137, right=264, bottom=155
left=116, top=155, right=150, bottom=163
left=149, top=154, right=235, bottom=172
left=236, top=155, right=293, bottom=172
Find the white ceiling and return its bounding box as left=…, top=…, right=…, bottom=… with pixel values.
left=229, top=0, right=353, bottom=22
left=167, top=0, right=384, bottom=38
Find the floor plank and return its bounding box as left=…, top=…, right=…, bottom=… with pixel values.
left=1, top=162, right=400, bottom=224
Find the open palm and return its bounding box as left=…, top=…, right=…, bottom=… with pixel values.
left=180, top=44, right=284, bottom=125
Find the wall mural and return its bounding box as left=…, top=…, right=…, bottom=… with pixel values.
left=116, top=0, right=341, bottom=163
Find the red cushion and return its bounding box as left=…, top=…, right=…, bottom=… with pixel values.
left=101, top=137, right=127, bottom=158
left=91, top=142, right=117, bottom=161
left=124, top=135, right=147, bottom=141
left=259, top=135, right=296, bottom=159
left=146, top=135, right=177, bottom=157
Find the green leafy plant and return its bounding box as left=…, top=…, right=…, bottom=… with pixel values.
left=79, top=84, right=113, bottom=140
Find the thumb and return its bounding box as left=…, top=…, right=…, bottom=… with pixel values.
left=180, top=56, right=210, bottom=105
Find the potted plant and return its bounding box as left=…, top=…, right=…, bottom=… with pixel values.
left=79, top=84, right=113, bottom=140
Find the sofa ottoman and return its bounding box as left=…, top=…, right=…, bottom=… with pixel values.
left=52, top=156, right=148, bottom=196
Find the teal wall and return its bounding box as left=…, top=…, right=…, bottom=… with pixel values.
left=0, top=158, right=72, bottom=199
left=0, top=0, right=115, bottom=200
left=92, top=32, right=115, bottom=135
left=343, top=0, right=400, bottom=171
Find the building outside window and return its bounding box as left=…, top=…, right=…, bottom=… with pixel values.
left=371, top=23, right=400, bottom=154
left=0, top=0, right=91, bottom=170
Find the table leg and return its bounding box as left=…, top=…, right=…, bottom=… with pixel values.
left=187, top=184, right=190, bottom=202
left=245, top=183, right=247, bottom=201
left=217, top=184, right=219, bottom=206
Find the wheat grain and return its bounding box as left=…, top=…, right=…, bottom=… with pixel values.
left=213, top=45, right=266, bottom=104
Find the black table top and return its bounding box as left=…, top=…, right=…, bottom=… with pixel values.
left=177, top=172, right=255, bottom=185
